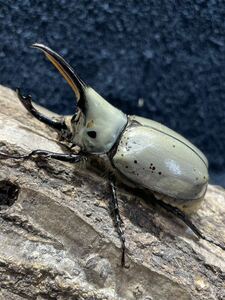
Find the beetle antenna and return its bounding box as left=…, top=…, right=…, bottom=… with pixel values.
left=157, top=200, right=225, bottom=251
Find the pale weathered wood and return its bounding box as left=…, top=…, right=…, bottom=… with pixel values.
left=0, top=85, right=225, bottom=300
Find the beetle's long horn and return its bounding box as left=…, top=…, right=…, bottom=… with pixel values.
left=32, top=43, right=86, bottom=103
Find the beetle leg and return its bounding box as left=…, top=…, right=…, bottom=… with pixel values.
left=158, top=200, right=225, bottom=251
left=109, top=176, right=126, bottom=267
left=16, top=88, right=68, bottom=132
left=0, top=149, right=85, bottom=163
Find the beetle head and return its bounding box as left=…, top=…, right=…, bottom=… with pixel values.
left=33, top=44, right=127, bottom=154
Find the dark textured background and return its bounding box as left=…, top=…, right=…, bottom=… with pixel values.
left=0, top=1, right=225, bottom=186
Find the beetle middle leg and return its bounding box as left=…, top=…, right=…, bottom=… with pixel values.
left=109, top=176, right=126, bottom=267
left=0, top=149, right=85, bottom=163
left=157, top=199, right=225, bottom=251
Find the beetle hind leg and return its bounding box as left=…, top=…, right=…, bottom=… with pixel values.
left=109, top=176, right=126, bottom=267
left=16, top=88, right=68, bottom=133
left=158, top=200, right=225, bottom=251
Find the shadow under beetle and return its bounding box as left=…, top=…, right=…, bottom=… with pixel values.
left=1, top=44, right=224, bottom=266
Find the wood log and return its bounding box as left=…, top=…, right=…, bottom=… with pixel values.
left=0, top=85, right=225, bottom=300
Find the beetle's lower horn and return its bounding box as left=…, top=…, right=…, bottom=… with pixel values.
left=16, top=88, right=68, bottom=132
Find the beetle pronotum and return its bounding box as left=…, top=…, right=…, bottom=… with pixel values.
left=1, top=44, right=224, bottom=266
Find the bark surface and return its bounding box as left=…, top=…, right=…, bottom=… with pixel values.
left=0, top=85, right=225, bottom=300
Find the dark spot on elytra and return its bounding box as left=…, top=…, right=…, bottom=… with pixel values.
left=158, top=172, right=162, bottom=175
left=134, top=160, right=137, bottom=164
left=149, top=164, right=156, bottom=171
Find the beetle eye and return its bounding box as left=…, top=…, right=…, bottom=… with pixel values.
left=87, top=131, right=97, bottom=138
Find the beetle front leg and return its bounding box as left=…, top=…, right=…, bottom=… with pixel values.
left=0, top=149, right=85, bottom=163
left=109, top=176, right=126, bottom=267
left=16, top=88, right=69, bottom=134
